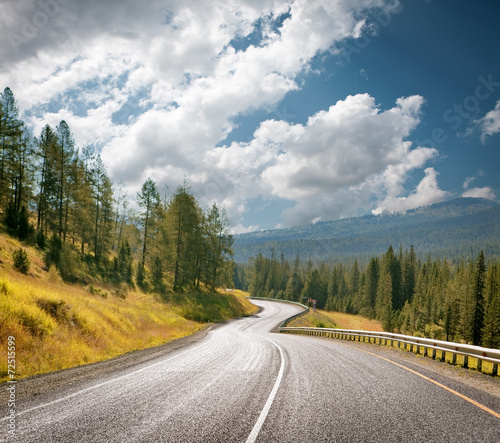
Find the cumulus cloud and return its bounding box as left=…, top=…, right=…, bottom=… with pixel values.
left=478, top=100, right=500, bottom=142
left=462, top=187, right=496, bottom=200
left=372, top=168, right=449, bottom=215
left=261, top=94, right=426, bottom=199
left=461, top=174, right=496, bottom=201
left=206, top=93, right=441, bottom=225
left=1, top=0, right=445, bottom=230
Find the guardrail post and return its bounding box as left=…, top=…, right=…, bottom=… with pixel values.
left=451, top=352, right=457, bottom=365
left=463, top=355, right=469, bottom=369
left=493, top=363, right=498, bottom=377
left=476, top=358, right=482, bottom=372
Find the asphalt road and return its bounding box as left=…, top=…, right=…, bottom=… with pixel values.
left=1, top=300, right=499, bottom=442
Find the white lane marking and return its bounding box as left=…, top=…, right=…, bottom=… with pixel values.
left=245, top=337, right=285, bottom=443
left=3, top=337, right=212, bottom=420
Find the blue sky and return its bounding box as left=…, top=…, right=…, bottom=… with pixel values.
left=1, top=0, right=499, bottom=232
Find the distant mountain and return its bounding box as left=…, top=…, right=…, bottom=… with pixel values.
left=233, top=198, right=500, bottom=263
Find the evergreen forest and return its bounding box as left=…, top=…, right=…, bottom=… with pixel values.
left=0, top=87, right=234, bottom=293
left=240, top=246, right=500, bottom=349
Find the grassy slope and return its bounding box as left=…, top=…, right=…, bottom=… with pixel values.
left=0, top=233, right=257, bottom=382
left=288, top=308, right=383, bottom=331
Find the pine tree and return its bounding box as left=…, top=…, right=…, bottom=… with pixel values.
left=13, top=247, right=30, bottom=274
left=204, top=203, right=234, bottom=289
left=0, top=88, right=29, bottom=217
left=301, top=269, right=327, bottom=309
left=116, top=240, right=133, bottom=283
left=152, top=256, right=165, bottom=293
left=17, top=205, right=32, bottom=240
left=89, top=155, right=114, bottom=264
left=35, top=124, right=60, bottom=240
left=482, top=264, right=500, bottom=348
left=360, top=257, right=379, bottom=318
left=249, top=252, right=268, bottom=298
left=167, top=183, right=203, bottom=291
left=471, top=251, right=486, bottom=346
left=54, top=121, right=75, bottom=240
left=376, top=271, right=394, bottom=331
left=401, top=245, right=417, bottom=305
left=137, top=177, right=160, bottom=268
left=75, top=147, right=96, bottom=255
left=459, top=261, right=475, bottom=343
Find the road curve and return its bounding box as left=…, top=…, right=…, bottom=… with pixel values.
left=1, top=300, right=499, bottom=442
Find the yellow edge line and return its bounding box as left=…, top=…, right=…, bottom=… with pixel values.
left=339, top=342, right=500, bottom=420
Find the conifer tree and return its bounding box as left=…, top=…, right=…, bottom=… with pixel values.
left=301, top=269, right=327, bottom=309
left=36, top=125, right=58, bottom=240
left=360, top=257, right=379, bottom=318
left=482, top=264, right=500, bottom=348
left=471, top=251, right=486, bottom=346
left=55, top=121, right=75, bottom=240
left=204, top=203, right=233, bottom=289
left=137, top=177, right=160, bottom=268
left=0, top=88, right=29, bottom=216
left=89, top=155, right=114, bottom=264
left=167, top=184, right=203, bottom=291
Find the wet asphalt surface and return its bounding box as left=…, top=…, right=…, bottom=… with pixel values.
left=1, top=300, right=499, bottom=442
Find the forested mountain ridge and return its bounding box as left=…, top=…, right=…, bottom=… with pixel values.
left=233, top=198, right=500, bottom=263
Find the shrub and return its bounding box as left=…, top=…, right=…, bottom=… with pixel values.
left=47, top=264, right=62, bottom=282
left=88, top=285, right=108, bottom=298
left=36, top=299, right=70, bottom=322
left=13, top=248, right=30, bottom=274
left=136, top=261, right=145, bottom=287
left=0, top=280, right=9, bottom=295
left=424, top=323, right=445, bottom=340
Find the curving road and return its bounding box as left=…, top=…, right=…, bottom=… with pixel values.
left=1, top=300, right=499, bottom=442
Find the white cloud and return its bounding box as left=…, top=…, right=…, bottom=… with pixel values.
left=372, top=168, right=449, bottom=215
left=205, top=93, right=440, bottom=225
left=463, top=176, right=475, bottom=190
left=231, top=223, right=261, bottom=235
left=2, top=0, right=442, bottom=230
left=462, top=186, right=496, bottom=200
left=478, top=100, right=500, bottom=142
left=261, top=94, right=426, bottom=200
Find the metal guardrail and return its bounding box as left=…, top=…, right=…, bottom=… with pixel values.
left=249, top=296, right=500, bottom=376
left=281, top=326, right=500, bottom=376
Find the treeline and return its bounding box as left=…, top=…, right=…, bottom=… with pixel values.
left=0, top=87, right=233, bottom=292
left=244, top=246, right=500, bottom=348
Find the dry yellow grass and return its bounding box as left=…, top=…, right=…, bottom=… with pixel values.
left=289, top=309, right=383, bottom=331
left=0, top=233, right=257, bottom=382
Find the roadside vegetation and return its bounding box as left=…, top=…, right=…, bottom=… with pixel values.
left=0, top=87, right=260, bottom=382
left=243, top=246, right=500, bottom=349
left=0, top=235, right=256, bottom=383
left=288, top=309, right=383, bottom=331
